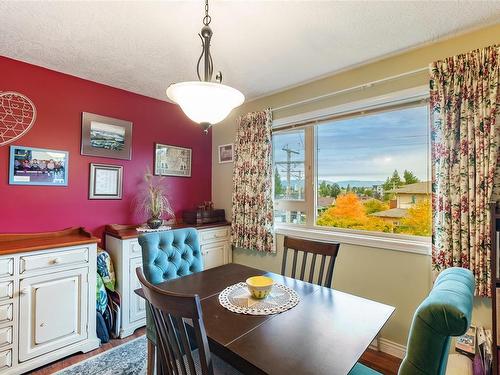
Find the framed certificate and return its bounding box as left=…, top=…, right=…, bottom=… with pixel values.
left=89, top=163, right=123, bottom=199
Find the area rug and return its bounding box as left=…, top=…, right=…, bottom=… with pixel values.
left=54, top=336, right=147, bottom=375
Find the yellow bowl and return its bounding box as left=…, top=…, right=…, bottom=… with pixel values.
left=246, top=276, right=274, bottom=299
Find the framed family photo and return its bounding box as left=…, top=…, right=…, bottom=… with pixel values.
left=81, top=112, right=132, bottom=160
left=154, top=143, right=192, bottom=177
left=218, top=143, right=234, bottom=163
left=89, top=163, right=123, bottom=199
left=9, top=145, right=69, bottom=186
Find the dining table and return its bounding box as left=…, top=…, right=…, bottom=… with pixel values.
left=136, top=263, right=395, bottom=375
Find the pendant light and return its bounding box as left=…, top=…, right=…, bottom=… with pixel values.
left=166, top=0, right=245, bottom=133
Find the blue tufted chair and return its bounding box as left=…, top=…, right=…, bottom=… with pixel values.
left=349, top=267, right=474, bottom=375
left=138, top=228, right=203, bottom=373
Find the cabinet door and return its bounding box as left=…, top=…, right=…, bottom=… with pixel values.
left=129, top=257, right=146, bottom=323
left=19, top=268, right=88, bottom=362
left=202, top=242, right=228, bottom=270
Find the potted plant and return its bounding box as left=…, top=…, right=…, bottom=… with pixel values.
left=139, top=169, right=174, bottom=229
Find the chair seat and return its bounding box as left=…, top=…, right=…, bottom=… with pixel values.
left=348, top=363, right=382, bottom=375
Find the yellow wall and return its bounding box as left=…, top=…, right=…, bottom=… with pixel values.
left=212, top=24, right=499, bottom=346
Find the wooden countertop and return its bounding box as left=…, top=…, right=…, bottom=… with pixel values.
left=105, top=221, right=230, bottom=240
left=0, top=227, right=100, bottom=255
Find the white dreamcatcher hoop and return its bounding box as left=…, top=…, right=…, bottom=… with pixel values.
left=0, top=91, right=37, bottom=146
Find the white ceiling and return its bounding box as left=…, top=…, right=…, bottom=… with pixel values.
left=1, top=1, right=499, bottom=101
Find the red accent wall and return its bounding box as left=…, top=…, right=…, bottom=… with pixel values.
left=0, top=56, right=212, bottom=237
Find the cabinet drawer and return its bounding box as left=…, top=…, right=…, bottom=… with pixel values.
left=20, top=247, right=88, bottom=274
left=0, top=327, right=12, bottom=348
left=0, top=349, right=11, bottom=370
left=200, top=228, right=229, bottom=244
left=0, top=259, right=13, bottom=279
left=0, top=282, right=12, bottom=301
left=0, top=304, right=12, bottom=324
left=129, top=241, right=142, bottom=256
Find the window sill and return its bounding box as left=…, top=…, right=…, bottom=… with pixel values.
left=274, top=225, right=431, bottom=256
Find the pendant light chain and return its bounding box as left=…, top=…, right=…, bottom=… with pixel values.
left=203, top=0, right=211, bottom=26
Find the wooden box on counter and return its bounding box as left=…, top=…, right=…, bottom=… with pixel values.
left=182, top=209, right=226, bottom=225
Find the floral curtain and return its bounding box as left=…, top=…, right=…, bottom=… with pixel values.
left=231, top=109, right=275, bottom=252
left=431, top=45, right=499, bottom=297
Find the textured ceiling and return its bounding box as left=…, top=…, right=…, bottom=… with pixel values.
left=1, top=1, right=499, bottom=101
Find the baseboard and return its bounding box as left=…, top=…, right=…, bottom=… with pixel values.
left=378, top=337, right=407, bottom=359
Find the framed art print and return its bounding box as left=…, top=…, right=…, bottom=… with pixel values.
left=89, top=163, right=123, bottom=199
left=218, top=143, right=234, bottom=163
left=81, top=112, right=132, bottom=160
left=9, top=145, right=69, bottom=186
left=154, top=143, right=192, bottom=177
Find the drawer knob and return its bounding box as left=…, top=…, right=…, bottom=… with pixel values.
left=52, top=258, right=61, bottom=264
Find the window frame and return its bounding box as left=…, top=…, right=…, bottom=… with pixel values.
left=272, top=86, right=431, bottom=255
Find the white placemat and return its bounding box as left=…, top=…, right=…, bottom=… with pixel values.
left=218, top=282, right=300, bottom=315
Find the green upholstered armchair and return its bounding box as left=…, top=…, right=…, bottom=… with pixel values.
left=138, top=228, right=203, bottom=372
left=350, top=267, right=475, bottom=375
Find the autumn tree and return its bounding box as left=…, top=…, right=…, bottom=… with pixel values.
left=399, top=198, right=431, bottom=236
left=316, top=193, right=393, bottom=233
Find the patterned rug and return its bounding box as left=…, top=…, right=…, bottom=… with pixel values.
left=54, top=336, right=147, bottom=375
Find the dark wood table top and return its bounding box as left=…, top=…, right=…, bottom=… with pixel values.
left=136, top=263, right=395, bottom=375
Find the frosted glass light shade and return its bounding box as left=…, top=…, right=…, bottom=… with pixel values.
left=167, top=81, right=245, bottom=126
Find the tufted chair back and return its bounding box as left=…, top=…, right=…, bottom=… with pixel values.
left=138, top=228, right=203, bottom=343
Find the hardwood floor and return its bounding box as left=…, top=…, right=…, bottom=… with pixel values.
left=30, top=327, right=402, bottom=375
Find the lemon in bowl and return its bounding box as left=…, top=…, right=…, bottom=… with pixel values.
left=246, top=276, right=274, bottom=299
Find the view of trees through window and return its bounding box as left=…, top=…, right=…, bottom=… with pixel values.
left=273, top=104, right=431, bottom=236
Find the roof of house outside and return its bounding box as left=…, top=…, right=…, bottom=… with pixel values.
left=370, top=208, right=408, bottom=219
left=390, top=181, right=431, bottom=195
left=317, top=196, right=336, bottom=208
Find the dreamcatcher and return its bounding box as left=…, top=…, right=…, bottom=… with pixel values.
left=0, top=91, right=37, bottom=146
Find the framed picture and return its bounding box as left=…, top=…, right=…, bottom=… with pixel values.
left=89, top=163, right=123, bottom=199
left=81, top=112, right=132, bottom=160
left=9, top=145, right=69, bottom=186
left=456, top=325, right=476, bottom=355
left=154, top=143, right=192, bottom=177
left=218, top=143, right=234, bottom=163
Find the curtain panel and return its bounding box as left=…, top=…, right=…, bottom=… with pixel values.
left=430, top=44, right=499, bottom=297
left=231, top=109, right=275, bottom=253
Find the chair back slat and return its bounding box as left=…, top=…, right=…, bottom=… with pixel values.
left=281, top=236, right=340, bottom=288
left=290, top=249, right=298, bottom=279
left=299, top=252, right=308, bottom=280
left=308, top=254, right=317, bottom=283
left=281, top=247, right=288, bottom=276
left=137, top=268, right=215, bottom=375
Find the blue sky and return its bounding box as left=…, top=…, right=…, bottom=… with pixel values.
left=273, top=105, right=429, bottom=184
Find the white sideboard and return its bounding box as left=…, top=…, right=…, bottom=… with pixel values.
left=0, top=228, right=100, bottom=375
left=105, top=223, right=232, bottom=339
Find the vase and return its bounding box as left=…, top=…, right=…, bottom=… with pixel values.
left=147, top=217, right=163, bottom=229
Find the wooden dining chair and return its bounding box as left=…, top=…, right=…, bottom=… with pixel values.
left=281, top=236, right=340, bottom=287
left=136, top=267, right=241, bottom=375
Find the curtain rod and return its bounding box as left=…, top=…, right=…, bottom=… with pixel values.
left=271, top=66, right=429, bottom=112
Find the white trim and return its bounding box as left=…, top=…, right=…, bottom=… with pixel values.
left=378, top=338, right=407, bottom=359
left=272, top=85, right=429, bottom=129
left=275, top=225, right=431, bottom=255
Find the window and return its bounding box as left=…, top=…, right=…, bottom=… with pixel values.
left=273, top=99, right=431, bottom=238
